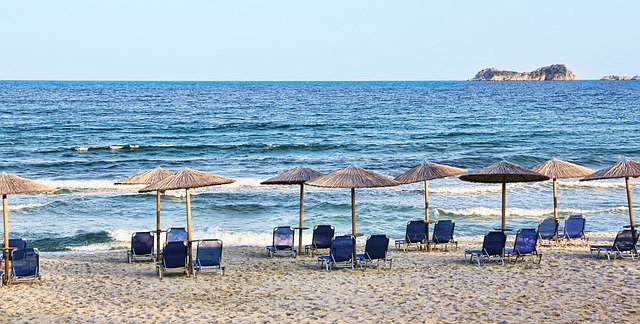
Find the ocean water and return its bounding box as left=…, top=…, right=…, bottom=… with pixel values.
left=1, top=80, right=639, bottom=251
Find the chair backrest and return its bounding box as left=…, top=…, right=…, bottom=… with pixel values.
left=512, top=228, right=538, bottom=255
left=312, top=225, right=335, bottom=249
left=405, top=220, right=427, bottom=243
left=196, top=239, right=223, bottom=267
left=330, top=235, right=355, bottom=263
left=613, top=230, right=638, bottom=252
left=364, top=234, right=389, bottom=260
left=8, top=238, right=27, bottom=261
left=537, top=218, right=559, bottom=239
left=272, top=226, right=295, bottom=248
left=162, top=241, right=188, bottom=268
left=131, top=232, right=154, bottom=255
left=11, top=248, right=39, bottom=277
left=564, top=214, right=586, bottom=238
left=166, top=227, right=187, bottom=243
left=432, top=220, right=455, bottom=243
left=482, top=231, right=507, bottom=256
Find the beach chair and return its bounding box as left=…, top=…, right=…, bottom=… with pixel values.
left=317, top=235, right=355, bottom=271
left=266, top=226, right=296, bottom=257
left=537, top=218, right=559, bottom=245
left=127, top=231, right=155, bottom=263
left=166, top=227, right=188, bottom=243
left=589, top=229, right=639, bottom=261
left=561, top=214, right=588, bottom=243
left=356, top=234, right=392, bottom=269
left=156, top=241, right=189, bottom=279
left=506, top=228, right=542, bottom=264
left=6, top=238, right=27, bottom=261
left=464, top=231, right=507, bottom=266
left=304, top=225, right=335, bottom=256
left=394, top=220, right=426, bottom=252
left=10, top=248, right=41, bottom=285
left=428, top=220, right=458, bottom=251
left=193, top=239, right=225, bottom=276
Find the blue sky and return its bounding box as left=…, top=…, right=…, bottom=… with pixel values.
left=1, top=0, right=638, bottom=81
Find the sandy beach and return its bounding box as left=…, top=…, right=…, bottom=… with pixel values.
left=1, top=231, right=639, bottom=323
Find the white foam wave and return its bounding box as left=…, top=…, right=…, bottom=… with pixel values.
left=74, top=147, right=89, bottom=151
left=430, top=185, right=502, bottom=195
left=0, top=202, right=50, bottom=212
left=109, top=145, right=124, bottom=150
left=40, top=179, right=141, bottom=191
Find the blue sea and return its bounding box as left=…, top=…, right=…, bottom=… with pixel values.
left=1, top=80, right=639, bottom=252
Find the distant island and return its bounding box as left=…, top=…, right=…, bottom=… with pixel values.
left=469, top=64, right=576, bottom=81
left=601, top=75, right=639, bottom=80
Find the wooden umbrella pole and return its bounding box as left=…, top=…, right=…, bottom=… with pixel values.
left=3, top=195, right=9, bottom=285
left=502, top=182, right=507, bottom=232
left=351, top=187, right=357, bottom=262
left=156, top=191, right=162, bottom=261
left=553, top=178, right=558, bottom=219
left=424, top=180, right=431, bottom=251
left=298, top=183, right=304, bottom=256
left=625, top=177, right=635, bottom=229
left=186, top=188, right=193, bottom=275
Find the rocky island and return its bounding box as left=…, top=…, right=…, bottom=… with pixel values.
left=601, top=75, right=639, bottom=80
left=469, top=64, right=576, bottom=81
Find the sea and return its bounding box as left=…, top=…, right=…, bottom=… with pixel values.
left=1, top=80, right=639, bottom=252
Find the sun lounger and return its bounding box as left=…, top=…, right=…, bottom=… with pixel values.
left=561, top=214, right=588, bottom=243
left=506, top=228, right=542, bottom=264
left=156, top=241, right=189, bottom=279
left=317, top=235, right=355, bottom=271
left=537, top=218, right=559, bottom=245
left=464, top=231, right=507, bottom=265
left=5, top=238, right=27, bottom=261
left=166, top=227, right=188, bottom=243
left=304, top=225, right=335, bottom=256
left=428, top=220, right=458, bottom=251
left=10, top=248, right=41, bottom=285
left=127, top=231, right=155, bottom=263
left=356, top=234, right=392, bottom=269
left=193, top=239, right=225, bottom=276
left=266, top=226, right=296, bottom=257
left=394, top=220, right=426, bottom=251
left=589, top=229, right=639, bottom=260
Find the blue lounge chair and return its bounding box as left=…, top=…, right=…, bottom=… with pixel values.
left=266, top=226, right=296, bottom=257
left=506, top=228, right=542, bottom=264
left=428, top=220, right=458, bottom=251
left=394, top=220, right=426, bottom=251
left=304, top=225, right=335, bottom=256
left=166, top=227, right=188, bottom=243
left=317, top=235, right=355, bottom=271
left=561, top=214, right=587, bottom=243
left=6, top=238, right=27, bottom=261
left=590, top=229, right=639, bottom=260
left=537, top=218, right=559, bottom=245
left=10, top=248, right=41, bottom=285
left=357, top=234, right=392, bottom=269
left=156, top=241, right=189, bottom=279
left=127, top=231, right=155, bottom=263
left=464, top=231, right=507, bottom=265
left=193, top=239, right=224, bottom=276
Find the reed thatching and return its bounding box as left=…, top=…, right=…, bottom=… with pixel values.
left=0, top=172, right=55, bottom=195
left=395, top=162, right=467, bottom=183
left=530, top=158, right=594, bottom=179
left=580, top=159, right=640, bottom=181
left=139, top=168, right=235, bottom=192
left=459, top=161, right=549, bottom=183
left=114, top=167, right=175, bottom=185
left=306, top=165, right=399, bottom=188
left=261, top=167, right=324, bottom=185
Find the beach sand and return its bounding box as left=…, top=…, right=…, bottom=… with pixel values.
left=1, top=231, right=639, bottom=323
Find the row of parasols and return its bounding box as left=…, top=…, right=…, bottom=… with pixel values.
left=1, top=158, right=640, bottom=281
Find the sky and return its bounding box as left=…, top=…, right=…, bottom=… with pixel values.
left=1, top=0, right=638, bottom=81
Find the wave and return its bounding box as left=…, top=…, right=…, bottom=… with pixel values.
left=109, top=227, right=287, bottom=248
left=0, top=202, right=50, bottom=212
left=73, top=144, right=142, bottom=152
left=39, top=179, right=140, bottom=192
left=435, top=206, right=629, bottom=218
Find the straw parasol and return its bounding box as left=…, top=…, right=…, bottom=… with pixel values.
left=459, top=161, right=549, bottom=232
left=580, top=159, right=640, bottom=231
left=530, top=158, right=594, bottom=220
left=306, top=165, right=400, bottom=261
left=115, top=167, right=175, bottom=261
left=0, top=172, right=55, bottom=285
left=140, top=168, right=235, bottom=275
left=261, top=167, right=324, bottom=256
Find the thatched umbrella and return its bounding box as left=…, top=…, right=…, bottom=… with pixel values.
left=0, top=172, right=55, bottom=285
left=306, top=165, right=400, bottom=261
left=459, top=161, right=549, bottom=232
left=115, top=167, right=175, bottom=261
left=261, top=167, right=324, bottom=256
left=395, top=161, right=467, bottom=242
left=530, top=158, right=594, bottom=220
left=580, top=159, right=640, bottom=230
left=140, top=168, right=235, bottom=274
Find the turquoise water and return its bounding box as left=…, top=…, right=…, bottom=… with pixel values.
left=1, top=80, right=639, bottom=251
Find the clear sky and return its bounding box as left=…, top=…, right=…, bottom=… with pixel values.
left=1, top=0, right=638, bottom=81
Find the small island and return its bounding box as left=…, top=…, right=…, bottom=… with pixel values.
left=469, top=64, right=576, bottom=81
left=601, top=75, right=639, bottom=80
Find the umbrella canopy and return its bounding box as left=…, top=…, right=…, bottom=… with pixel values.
left=115, top=167, right=175, bottom=261
left=306, top=165, right=399, bottom=261
left=459, top=161, right=549, bottom=232
left=531, top=158, right=594, bottom=220
left=0, top=172, right=55, bottom=285
left=580, top=159, right=640, bottom=230
left=140, top=168, right=235, bottom=274
left=261, top=167, right=324, bottom=255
